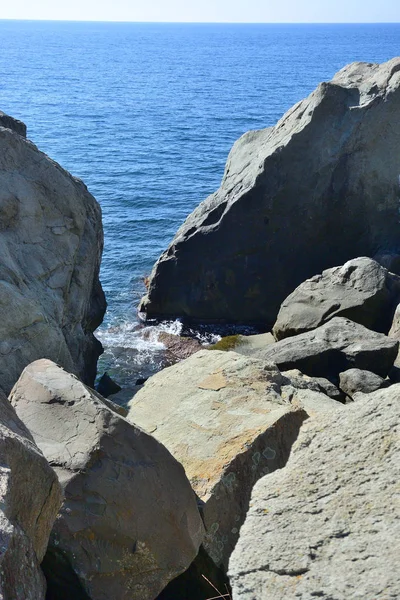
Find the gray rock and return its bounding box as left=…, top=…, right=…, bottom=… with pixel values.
left=127, top=350, right=316, bottom=570
left=0, top=110, right=27, bottom=137
left=281, top=369, right=344, bottom=401
left=0, top=119, right=106, bottom=394
left=229, top=385, right=400, bottom=600
left=140, top=58, right=400, bottom=327
left=339, top=368, right=388, bottom=398
left=254, top=317, right=398, bottom=379
left=389, top=302, right=400, bottom=339
left=0, top=391, right=62, bottom=600
left=9, top=359, right=204, bottom=600
left=374, top=251, right=400, bottom=275
left=273, top=257, right=400, bottom=340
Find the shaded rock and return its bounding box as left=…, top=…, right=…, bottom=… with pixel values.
left=374, top=251, right=400, bottom=276
left=140, top=58, right=400, bottom=327
left=229, top=385, right=400, bottom=600
left=0, top=119, right=106, bottom=394
left=389, top=302, right=400, bottom=339
left=9, top=359, right=204, bottom=600
left=96, top=372, right=122, bottom=397
left=254, top=317, right=398, bottom=379
left=281, top=369, right=344, bottom=401
left=0, top=391, right=62, bottom=600
left=339, top=368, right=388, bottom=398
left=156, top=547, right=230, bottom=600
left=127, top=350, right=309, bottom=570
left=158, top=332, right=202, bottom=360
left=273, top=257, right=400, bottom=340
left=0, top=110, right=27, bottom=137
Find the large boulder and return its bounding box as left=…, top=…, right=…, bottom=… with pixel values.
left=0, top=110, right=27, bottom=137
left=229, top=385, right=400, bottom=600
left=273, top=257, right=400, bottom=340
left=9, top=359, right=204, bottom=600
left=127, top=350, right=322, bottom=570
left=254, top=317, right=398, bottom=379
left=0, top=390, right=62, bottom=600
left=140, top=58, right=400, bottom=327
left=0, top=116, right=105, bottom=394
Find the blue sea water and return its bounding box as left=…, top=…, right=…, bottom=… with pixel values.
left=0, top=21, right=400, bottom=386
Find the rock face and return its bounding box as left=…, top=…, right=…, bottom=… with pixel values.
left=9, top=359, right=204, bottom=600
left=0, top=390, right=62, bottom=600
left=229, top=385, right=400, bottom=600
left=273, top=257, right=400, bottom=340
left=140, top=58, right=400, bottom=326
left=255, top=317, right=398, bottom=379
left=339, top=368, right=388, bottom=398
left=128, top=350, right=318, bottom=570
left=0, top=116, right=105, bottom=394
left=0, top=110, right=27, bottom=137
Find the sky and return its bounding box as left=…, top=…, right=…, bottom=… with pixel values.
left=1, top=0, right=399, bottom=23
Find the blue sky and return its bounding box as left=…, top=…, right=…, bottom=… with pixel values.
left=2, top=0, right=400, bottom=22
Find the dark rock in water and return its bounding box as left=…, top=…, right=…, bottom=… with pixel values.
left=140, top=59, right=400, bottom=327
left=135, top=377, right=148, bottom=385
left=0, top=112, right=106, bottom=393
left=339, top=368, right=389, bottom=399
left=254, top=317, right=398, bottom=379
left=10, top=359, right=204, bottom=600
left=273, top=257, right=400, bottom=340
left=96, top=372, right=122, bottom=397
left=0, top=110, right=27, bottom=137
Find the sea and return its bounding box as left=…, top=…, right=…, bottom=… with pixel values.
left=1, top=21, right=399, bottom=388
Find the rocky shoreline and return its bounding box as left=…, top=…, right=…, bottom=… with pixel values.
left=0, top=58, right=399, bottom=600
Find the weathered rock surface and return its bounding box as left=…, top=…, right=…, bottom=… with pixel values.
left=255, top=317, right=398, bottom=379
left=158, top=331, right=203, bottom=360
left=281, top=369, right=343, bottom=401
left=0, top=110, right=27, bottom=137
left=273, top=257, right=400, bottom=340
left=10, top=359, right=204, bottom=600
left=140, top=58, right=400, bottom=326
left=0, top=116, right=105, bottom=394
left=229, top=385, right=400, bottom=600
left=127, top=350, right=319, bottom=569
left=339, top=368, right=388, bottom=398
left=0, top=390, right=62, bottom=600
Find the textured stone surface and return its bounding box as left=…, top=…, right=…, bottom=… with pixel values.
left=229, top=385, right=400, bottom=600
left=0, top=117, right=105, bottom=394
left=127, top=350, right=321, bottom=569
left=273, top=257, right=400, bottom=340
left=0, top=391, right=62, bottom=600
left=255, top=317, right=398, bottom=379
left=0, top=111, right=27, bottom=137
left=339, top=368, right=388, bottom=398
left=140, top=59, right=400, bottom=326
left=281, top=369, right=343, bottom=401
left=10, top=359, right=204, bottom=600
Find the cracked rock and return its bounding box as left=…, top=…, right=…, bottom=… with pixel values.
left=229, top=385, right=400, bottom=599
left=128, top=350, right=311, bottom=570
left=9, top=359, right=204, bottom=600
left=0, top=117, right=105, bottom=394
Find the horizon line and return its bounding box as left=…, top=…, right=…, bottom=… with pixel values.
left=0, top=18, right=399, bottom=25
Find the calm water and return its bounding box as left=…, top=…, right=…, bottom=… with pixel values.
left=1, top=21, right=400, bottom=386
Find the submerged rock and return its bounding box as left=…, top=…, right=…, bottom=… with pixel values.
left=127, top=350, right=318, bottom=570
left=10, top=359, right=204, bottom=600
left=229, top=385, right=400, bottom=600
left=255, top=317, right=398, bottom=379
left=0, top=390, right=62, bottom=600
left=0, top=115, right=105, bottom=393
left=273, top=257, right=400, bottom=340
left=140, top=58, right=400, bottom=326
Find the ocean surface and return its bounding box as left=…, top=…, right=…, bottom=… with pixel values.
left=1, top=21, right=400, bottom=388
